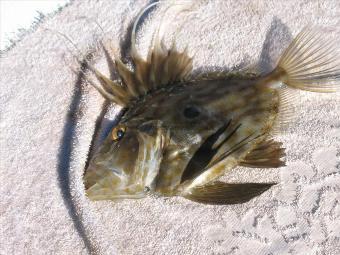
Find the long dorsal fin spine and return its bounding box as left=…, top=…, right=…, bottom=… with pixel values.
left=87, top=2, right=194, bottom=106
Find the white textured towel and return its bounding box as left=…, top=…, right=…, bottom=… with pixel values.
left=1, top=0, right=339, bottom=254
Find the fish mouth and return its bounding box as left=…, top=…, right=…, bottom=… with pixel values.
left=84, top=168, right=147, bottom=200
left=83, top=130, right=144, bottom=201
left=84, top=161, right=147, bottom=200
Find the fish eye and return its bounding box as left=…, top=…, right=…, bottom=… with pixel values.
left=183, top=105, right=200, bottom=119
left=111, top=126, right=126, bottom=141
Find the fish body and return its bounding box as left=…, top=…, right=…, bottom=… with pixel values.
left=83, top=3, right=339, bottom=204
left=123, top=78, right=278, bottom=193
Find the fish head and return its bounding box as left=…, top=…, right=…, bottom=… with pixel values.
left=84, top=119, right=168, bottom=201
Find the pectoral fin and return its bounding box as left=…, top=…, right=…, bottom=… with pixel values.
left=239, top=139, right=286, bottom=168
left=183, top=182, right=275, bottom=205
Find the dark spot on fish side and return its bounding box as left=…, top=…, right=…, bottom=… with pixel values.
left=183, top=105, right=200, bottom=119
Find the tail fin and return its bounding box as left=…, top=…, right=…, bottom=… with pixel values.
left=274, top=27, right=340, bottom=92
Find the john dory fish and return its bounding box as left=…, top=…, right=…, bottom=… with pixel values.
left=83, top=3, right=339, bottom=204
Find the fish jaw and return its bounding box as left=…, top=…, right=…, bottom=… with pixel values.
left=84, top=122, right=169, bottom=201
left=83, top=131, right=146, bottom=200
left=84, top=166, right=147, bottom=200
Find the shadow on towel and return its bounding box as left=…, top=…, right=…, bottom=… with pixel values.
left=57, top=56, right=100, bottom=254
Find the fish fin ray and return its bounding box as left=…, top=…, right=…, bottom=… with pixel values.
left=184, top=182, right=275, bottom=205
left=100, top=41, right=119, bottom=81
left=271, top=86, right=299, bottom=135
left=115, top=58, right=141, bottom=97
left=131, top=2, right=194, bottom=90
left=86, top=2, right=195, bottom=105
left=207, top=131, right=262, bottom=169
left=275, top=26, right=340, bottom=92
left=84, top=60, right=130, bottom=106
left=132, top=37, right=193, bottom=88
left=239, top=139, right=286, bottom=168
left=180, top=120, right=233, bottom=183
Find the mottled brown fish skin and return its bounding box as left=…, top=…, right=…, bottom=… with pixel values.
left=120, top=77, right=279, bottom=195
left=83, top=3, right=340, bottom=204
left=84, top=73, right=280, bottom=201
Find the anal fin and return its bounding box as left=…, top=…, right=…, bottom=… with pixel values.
left=183, top=181, right=275, bottom=205
left=239, top=139, right=286, bottom=168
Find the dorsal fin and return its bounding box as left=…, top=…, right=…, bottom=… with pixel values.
left=131, top=36, right=193, bottom=90
left=129, top=2, right=193, bottom=88
left=239, top=139, right=286, bottom=168
left=86, top=2, right=194, bottom=107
